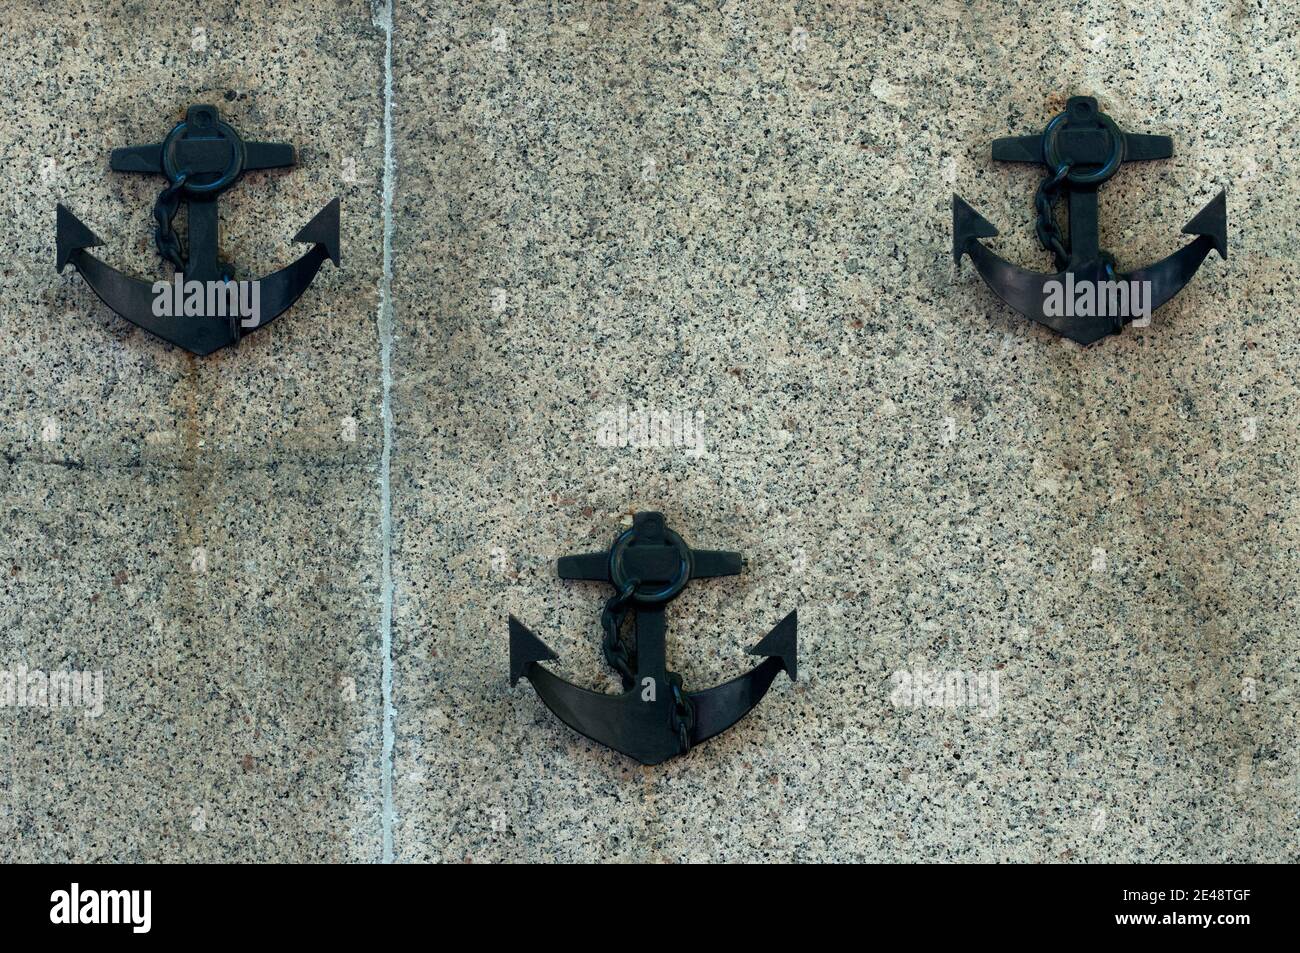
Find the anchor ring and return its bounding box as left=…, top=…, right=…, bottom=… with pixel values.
left=608, top=521, right=692, bottom=604
left=1043, top=109, right=1122, bottom=185
left=161, top=109, right=246, bottom=196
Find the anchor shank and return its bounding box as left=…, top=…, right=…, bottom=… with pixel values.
left=633, top=606, right=668, bottom=680
left=1066, top=186, right=1102, bottom=266
left=185, top=197, right=222, bottom=281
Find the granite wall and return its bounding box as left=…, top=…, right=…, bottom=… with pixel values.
left=1, top=1, right=1294, bottom=862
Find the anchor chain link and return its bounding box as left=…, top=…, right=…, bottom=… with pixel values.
left=601, top=578, right=639, bottom=689
left=1033, top=160, right=1072, bottom=271
left=153, top=172, right=190, bottom=270
left=667, top=671, right=695, bottom=755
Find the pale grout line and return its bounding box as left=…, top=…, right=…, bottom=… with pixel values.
left=375, top=0, right=397, bottom=865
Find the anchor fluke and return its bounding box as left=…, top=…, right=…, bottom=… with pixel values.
left=508, top=615, right=558, bottom=686
left=1182, top=189, right=1227, bottom=259
left=294, top=197, right=342, bottom=266
left=55, top=204, right=103, bottom=272
left=749, top=609, right=798, bottom=681
left=952, top=195, right=998, bottom=264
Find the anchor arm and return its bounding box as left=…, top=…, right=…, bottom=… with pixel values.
left=954, top=197, right=1115, bottom=344
left=1122, top=236, right=1219, bottom=312
left=250, top=199, right=341, bottom=330
left=508, top=615, right=683, bottom=765
left=56, top=205, right=235, bottom=355
left=1121, top=190, right=1227, bottom=312
left=55, top=200, right=339, bottom=356
left=954, top=195, right=1067, bottom=326
left=508, top=617, right=649, bottom=757
left=508, top=608, right=796, bottom=765
left=953, top=188, right=1226, bottom=345
left=689, top=610, right=797, bottom=745
left=959, top=237, right=1122, bottom=345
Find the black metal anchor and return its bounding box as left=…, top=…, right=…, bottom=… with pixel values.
left=953, top=96, right=1226, bottom=345
left=56, top=104, right=340, bottom=355
left=508, top=511, right=797, bottom=765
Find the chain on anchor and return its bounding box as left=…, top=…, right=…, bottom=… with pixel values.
left=1033, top=161, right=1072, bottom=271
left=153, top=172, right=189, bottom=270
left=667, top=671, right=695, bottom=755
left=601, top=578, right=639, bottom=689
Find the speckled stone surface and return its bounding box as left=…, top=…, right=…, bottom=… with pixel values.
left=2, top=0, right=1297, bottom=864
left=0, top=1, right=385, bottom=861
left=389, top=2, right=1297, bottom=861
